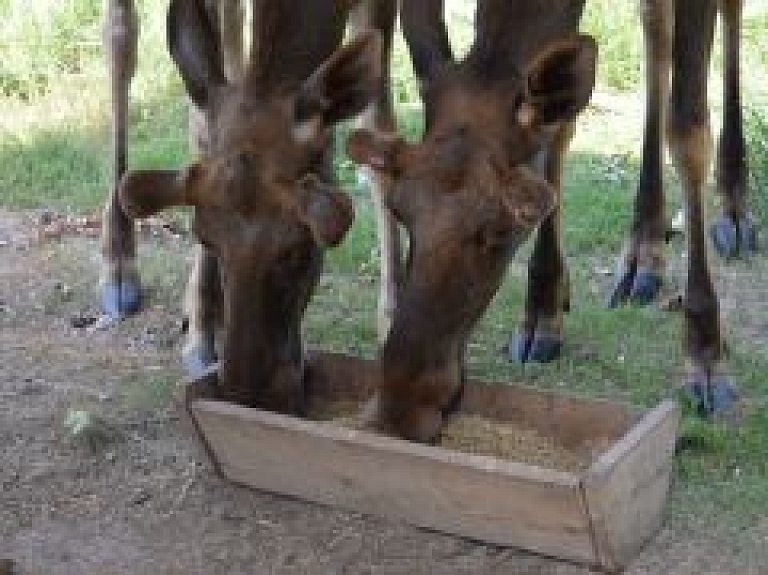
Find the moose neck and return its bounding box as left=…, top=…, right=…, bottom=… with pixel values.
left=217, top=285, right=308, bottom=415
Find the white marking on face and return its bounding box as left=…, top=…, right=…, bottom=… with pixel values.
left=517, top=102, right=536, bottom=127
left=293, top=117, right=321, bottom=143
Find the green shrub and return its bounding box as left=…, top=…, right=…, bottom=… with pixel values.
left=744, top=102, right=768, bottom=226
left=0, top=0, right=102, bottom=98
left=581, top=0, right=643, bottom=91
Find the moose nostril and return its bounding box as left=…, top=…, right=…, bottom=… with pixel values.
left=228, top=152, right=253, bottom=175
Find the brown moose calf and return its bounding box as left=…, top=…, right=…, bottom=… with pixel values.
left=118, top=0, right=385, bottom=415
left=349, top=23, right=597, bottom=441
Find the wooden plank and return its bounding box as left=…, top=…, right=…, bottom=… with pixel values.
left=174, top=370, right=222, bottom=474
left=177, top=355, right=677, bottom=569
left=581, top=401, right=680, bottom=571
left=189, top=398, right=599, bottom=565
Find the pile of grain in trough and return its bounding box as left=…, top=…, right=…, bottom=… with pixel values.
left=307, top=401, right=592, bottom=473
left=439, top=414, right=591, bottom=473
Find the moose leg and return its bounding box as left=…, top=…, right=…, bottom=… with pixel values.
left=100, top=0, right=140, bottom=317
left=711, top=0, right=756, bottom=258
left=668, top=0, right=738, bottom=416
left=349, top=0, right=400, bottom=343
left=609, top=0, right=673, bottom=307
left=510, top=125, right=573, bottom=363
left=182, top=244, right=222, bottom=376
left=182, top=0, right=244, bottom=376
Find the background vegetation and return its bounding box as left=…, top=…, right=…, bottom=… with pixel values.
left=1, top=0, right=767, bottom=560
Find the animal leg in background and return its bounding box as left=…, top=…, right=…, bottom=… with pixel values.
left=100, top=0, right=140, bottom=317
left=667, top=0, right=739, bottom=415
left=510, top=124, right=574, bottom=363
left=348, top=0, right=400, bottom=343
left=183, top=0, right=245, bottom=377
left=711, top=0, right=755, bottom=258
left=608, top=0, right=673, bottom=307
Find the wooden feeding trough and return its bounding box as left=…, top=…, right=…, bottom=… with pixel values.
left=177, top=352, right=679, bottom=572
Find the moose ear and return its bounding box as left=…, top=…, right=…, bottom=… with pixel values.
left=518, top=35, right=597, bottom=128
left=345, top=129, right=404, bottom=174
left=118, top=165, right=203, bottom=219
left=167, top=0, right=227, bottom=108
left=293, top=31, right=382, bottom=141
left=299, top=176, right=355, bottom=247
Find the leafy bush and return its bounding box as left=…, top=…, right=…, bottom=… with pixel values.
left=744, top=102, right=768, bottom=226
left=581, top=0, right=643, bottom=91
left=0, top=0, right=102, bottom=98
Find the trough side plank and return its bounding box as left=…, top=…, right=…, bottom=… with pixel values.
left=581, top=401, right=680, bottom=571
left=190, top=400, right=599, bottom=565
left=175, top=372, right=224, bottom=475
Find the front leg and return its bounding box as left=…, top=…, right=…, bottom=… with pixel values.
left=182, top=244, right=222, bottom=377
left=609, top=0, right=673, bottom=307
left=510, top=125, right=572, bottom=363
left=349, top=0, right=400, bottom=342
left=181, top=0, right=244, bottom=375
left=100, top=0, right=140, bottom=317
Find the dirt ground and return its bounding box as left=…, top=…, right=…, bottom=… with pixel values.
left=1, top=209, right=766, bottom=574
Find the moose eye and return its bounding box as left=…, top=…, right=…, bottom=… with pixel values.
left=279, top=241, right=312, bottom=273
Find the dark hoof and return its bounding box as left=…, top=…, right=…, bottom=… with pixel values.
left=629, top=268, right=662, bottom=305
left=682, top=377, right=740, bottom=418
left=606, top=265, right=634, bottom=308
left=710, top=214, right=758, bottom=259
left=508, top=332, right=561, bottom=363
left=101, top=280, right=141, bottom=317
left=182, top=344, right=218, bottom=379
left=607, top=265, right=661, bottom=307
left=528, top=334, right=562, bottom=362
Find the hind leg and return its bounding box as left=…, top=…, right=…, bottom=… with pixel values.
left=668, top=0, right=739, bottom=416
left=100, top=0, right=140, bottom=317
left=710, top=0, right=756, bottom=258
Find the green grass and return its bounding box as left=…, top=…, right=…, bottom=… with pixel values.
left=1, top=0, right=768, bottom=561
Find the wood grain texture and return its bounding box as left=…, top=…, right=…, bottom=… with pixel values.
left=581, top=401, right=680, bottom=571
left=179, top=353, right=678, bottom=570
left=191, top=399, right=598, bottom=564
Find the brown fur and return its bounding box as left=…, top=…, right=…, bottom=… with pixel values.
left=369, top=0, right=747, bottom=432
left=114, top=0, right=389, bottom=414
left=348, top=29, right=595, bottom=440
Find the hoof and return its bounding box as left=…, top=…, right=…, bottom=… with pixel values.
left=606, top=265, right=634, bottom=308
left=607, top=265, right=661, bottom=307
left=629, top=267, right=662, bottom=305
left=710, top=213, right=758, bottom=259
left=100, top=280, right=141, bottom=317
left=508, top=332, right=562, bottom=363
left=528, top=334, right=562, bottom=362
left=182, top=344, right=218, bottom=379
left=682, top=376, right=740, bottom=418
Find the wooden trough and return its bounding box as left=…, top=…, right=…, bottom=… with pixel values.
left=177, top=352, right=679, bottom=572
